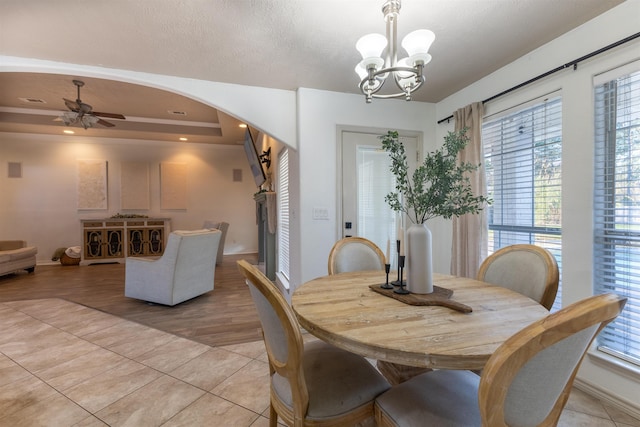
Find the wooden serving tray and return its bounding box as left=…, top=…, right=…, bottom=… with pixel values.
left=369, top=284, right=473, bottom=313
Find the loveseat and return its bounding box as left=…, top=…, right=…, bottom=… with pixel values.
left=0, top=240, right=37, bottom=277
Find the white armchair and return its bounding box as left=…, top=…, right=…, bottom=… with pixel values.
left=125, top=229, right=221, bottom=306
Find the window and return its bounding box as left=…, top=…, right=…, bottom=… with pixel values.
left=594, top=63, right=640, bottom=365
left=277, top=148, right=290, bottom=284
left=482, top=95, right=563, bottom=311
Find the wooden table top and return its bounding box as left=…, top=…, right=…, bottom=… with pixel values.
left=292, top=271, right=550, bottom=370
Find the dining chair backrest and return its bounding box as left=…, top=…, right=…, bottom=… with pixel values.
left=328, top=237, right=386, bottom=275
left=374, top=293, right=626, bottom=427
left=237, top=260, right=308, bottom=412
left=477, top=244, right=559, bottom=310
left=479, top=293, right=626, bottom=426
left=238, top=259, right=390, bottom=426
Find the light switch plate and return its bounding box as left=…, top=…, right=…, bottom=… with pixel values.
left=312, top=207, right=329, bottom=220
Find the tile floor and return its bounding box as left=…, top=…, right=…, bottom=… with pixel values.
left=1, top=298, right=639, bottom=427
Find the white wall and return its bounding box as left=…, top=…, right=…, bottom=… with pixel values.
left=0, top=133, right=260, bottom=262
left=435, top=0, right=640, bottom=414
left=293, top=88, right=436, bottom=288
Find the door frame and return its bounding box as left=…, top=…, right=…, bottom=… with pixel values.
left=336, top=125, right=423, bottom=243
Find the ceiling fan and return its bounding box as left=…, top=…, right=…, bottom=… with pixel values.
left=55, top=79, right=126, bottom=129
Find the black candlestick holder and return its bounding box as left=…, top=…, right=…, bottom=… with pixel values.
left=391, top=239, right=402, bottom=286
left=380, top=264, right=393, bottom=289
left=394, top=255, right=410, bottom=294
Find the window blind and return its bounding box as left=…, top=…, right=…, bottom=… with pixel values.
left=482, top=95, right=563, bottom=311
left=277, top=149, right=290, bottom=282
left=594, top=65, right=640, bottom=365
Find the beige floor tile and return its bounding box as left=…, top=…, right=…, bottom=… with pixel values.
left=565, top=387, right=612, bottom=419
left=605, top=404, right=640, bottom=426
left=10, top=335, right=99, bottom=373
left=211, top=358, right=271, bottom=413
left=82, top=321, right=176, bottom=359
left=36, top=347, right=126, bottom=391
left=558, top=408, right=616, bottom=426
left=221, top=340, right=267, bottom=359
left=47, top=308, right=128, bottom=337
left=0, top=391, right=91, bottom=427
left=0, top=354, right=31, bottom=387
left=3, top=298, right=87, bottom=321
left=170, top=347, right=253, bottom=391
left=163, top=393, right=260, bottom=427
left=95, top=375, right=205, bottom=426
left=62, top=358, right=162, bottom=413
left=134, top=336, right=210, bottom=373
left=73, top=415, right=109, bottom=426
left=0, top=374, right=60, bottom=421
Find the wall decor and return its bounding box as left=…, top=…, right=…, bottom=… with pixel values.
left=77, top=159, right=108, bottom=210
left=160, top=162, right=187, bottom=210
left=121, top=162, right=150, bottom=210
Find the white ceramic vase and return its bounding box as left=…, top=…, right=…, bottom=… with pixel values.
left=406, top=223, right=434, bottom=294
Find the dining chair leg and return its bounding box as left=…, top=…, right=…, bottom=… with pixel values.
left=269, top=404, right=278, bottom=427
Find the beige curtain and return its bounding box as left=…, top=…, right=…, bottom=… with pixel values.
left=450, top=102, right=487, bottom=278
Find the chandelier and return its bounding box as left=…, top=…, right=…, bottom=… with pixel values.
left=355, top=0, right=435, bottom=103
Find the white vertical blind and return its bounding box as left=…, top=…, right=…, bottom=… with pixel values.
left=482, top=95, right=563, bottom=311
left=594, top=65, right=640, bottom=365
left=277, top=149, right=290, bottom=282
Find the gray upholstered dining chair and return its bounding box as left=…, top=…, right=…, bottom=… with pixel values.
left=377, top=243, right=560, bottom=385
left=476, top=243, right=559, bottom=310
left=374, top=293, right=626, bottom=427
left=327, top=236, right=386, bottom=275
left=237, top=259, right=390, bottom=427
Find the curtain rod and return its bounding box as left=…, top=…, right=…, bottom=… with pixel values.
left=437, top=31, right=640, bottom=125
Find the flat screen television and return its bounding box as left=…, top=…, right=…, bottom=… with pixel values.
left=243, top=129, right=266, bottom=187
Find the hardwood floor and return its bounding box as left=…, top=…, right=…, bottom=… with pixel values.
left=0, top=253, right=263, bottom=347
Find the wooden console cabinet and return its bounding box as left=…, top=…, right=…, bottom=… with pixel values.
left=81, top=218, right=171, bottom=264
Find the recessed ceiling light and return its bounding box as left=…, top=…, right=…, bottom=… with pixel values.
left=239, top=124, right=247, bottom=128
left=179, top=137, right=188, bottom=141
left=63, top=130, right=75, bottom=134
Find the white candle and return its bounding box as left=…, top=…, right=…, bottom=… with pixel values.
left=386, top=238, right=390, bottom=264
left=399, top=227, right=405, bottom=256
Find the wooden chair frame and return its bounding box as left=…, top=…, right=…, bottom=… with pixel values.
left=478, top=292, right=626, bottom=426
left=327, top=236, right=386, bottom=275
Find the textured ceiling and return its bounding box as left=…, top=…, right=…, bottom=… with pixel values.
left=0, top=0, right=625, bottom=143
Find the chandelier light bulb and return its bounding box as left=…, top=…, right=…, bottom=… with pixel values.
left=401, top=29, right=435, bottom=56
left=356, top=34, right=388, bottom=60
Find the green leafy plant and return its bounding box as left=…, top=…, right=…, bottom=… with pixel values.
left=381, top=129, right=490, bottom=224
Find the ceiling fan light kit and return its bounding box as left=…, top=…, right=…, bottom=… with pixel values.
left=57, top=79, right=126, bottom=129
left=355, top=0, right=435, bottom=103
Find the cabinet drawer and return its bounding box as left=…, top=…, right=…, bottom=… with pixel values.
left=83, top=222, right=103, bottom=228
left=105, top=221, right=124, bottom=226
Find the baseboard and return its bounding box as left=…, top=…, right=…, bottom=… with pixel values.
left=573, top=377, right=640, bottom=420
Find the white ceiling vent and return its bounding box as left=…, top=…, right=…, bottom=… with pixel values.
left=19, top=97, right=46, bottom=104
left=168, top=110, right=187, bottom=116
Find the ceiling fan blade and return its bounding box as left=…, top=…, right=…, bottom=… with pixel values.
left=96, top=118, right=116, bottom=127
left=64, top=98, right=80, bottom=111
left=92, top=111, right=126, bottom=120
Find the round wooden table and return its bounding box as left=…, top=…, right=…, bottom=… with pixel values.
left=292, top=271, right=550, bottom=370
